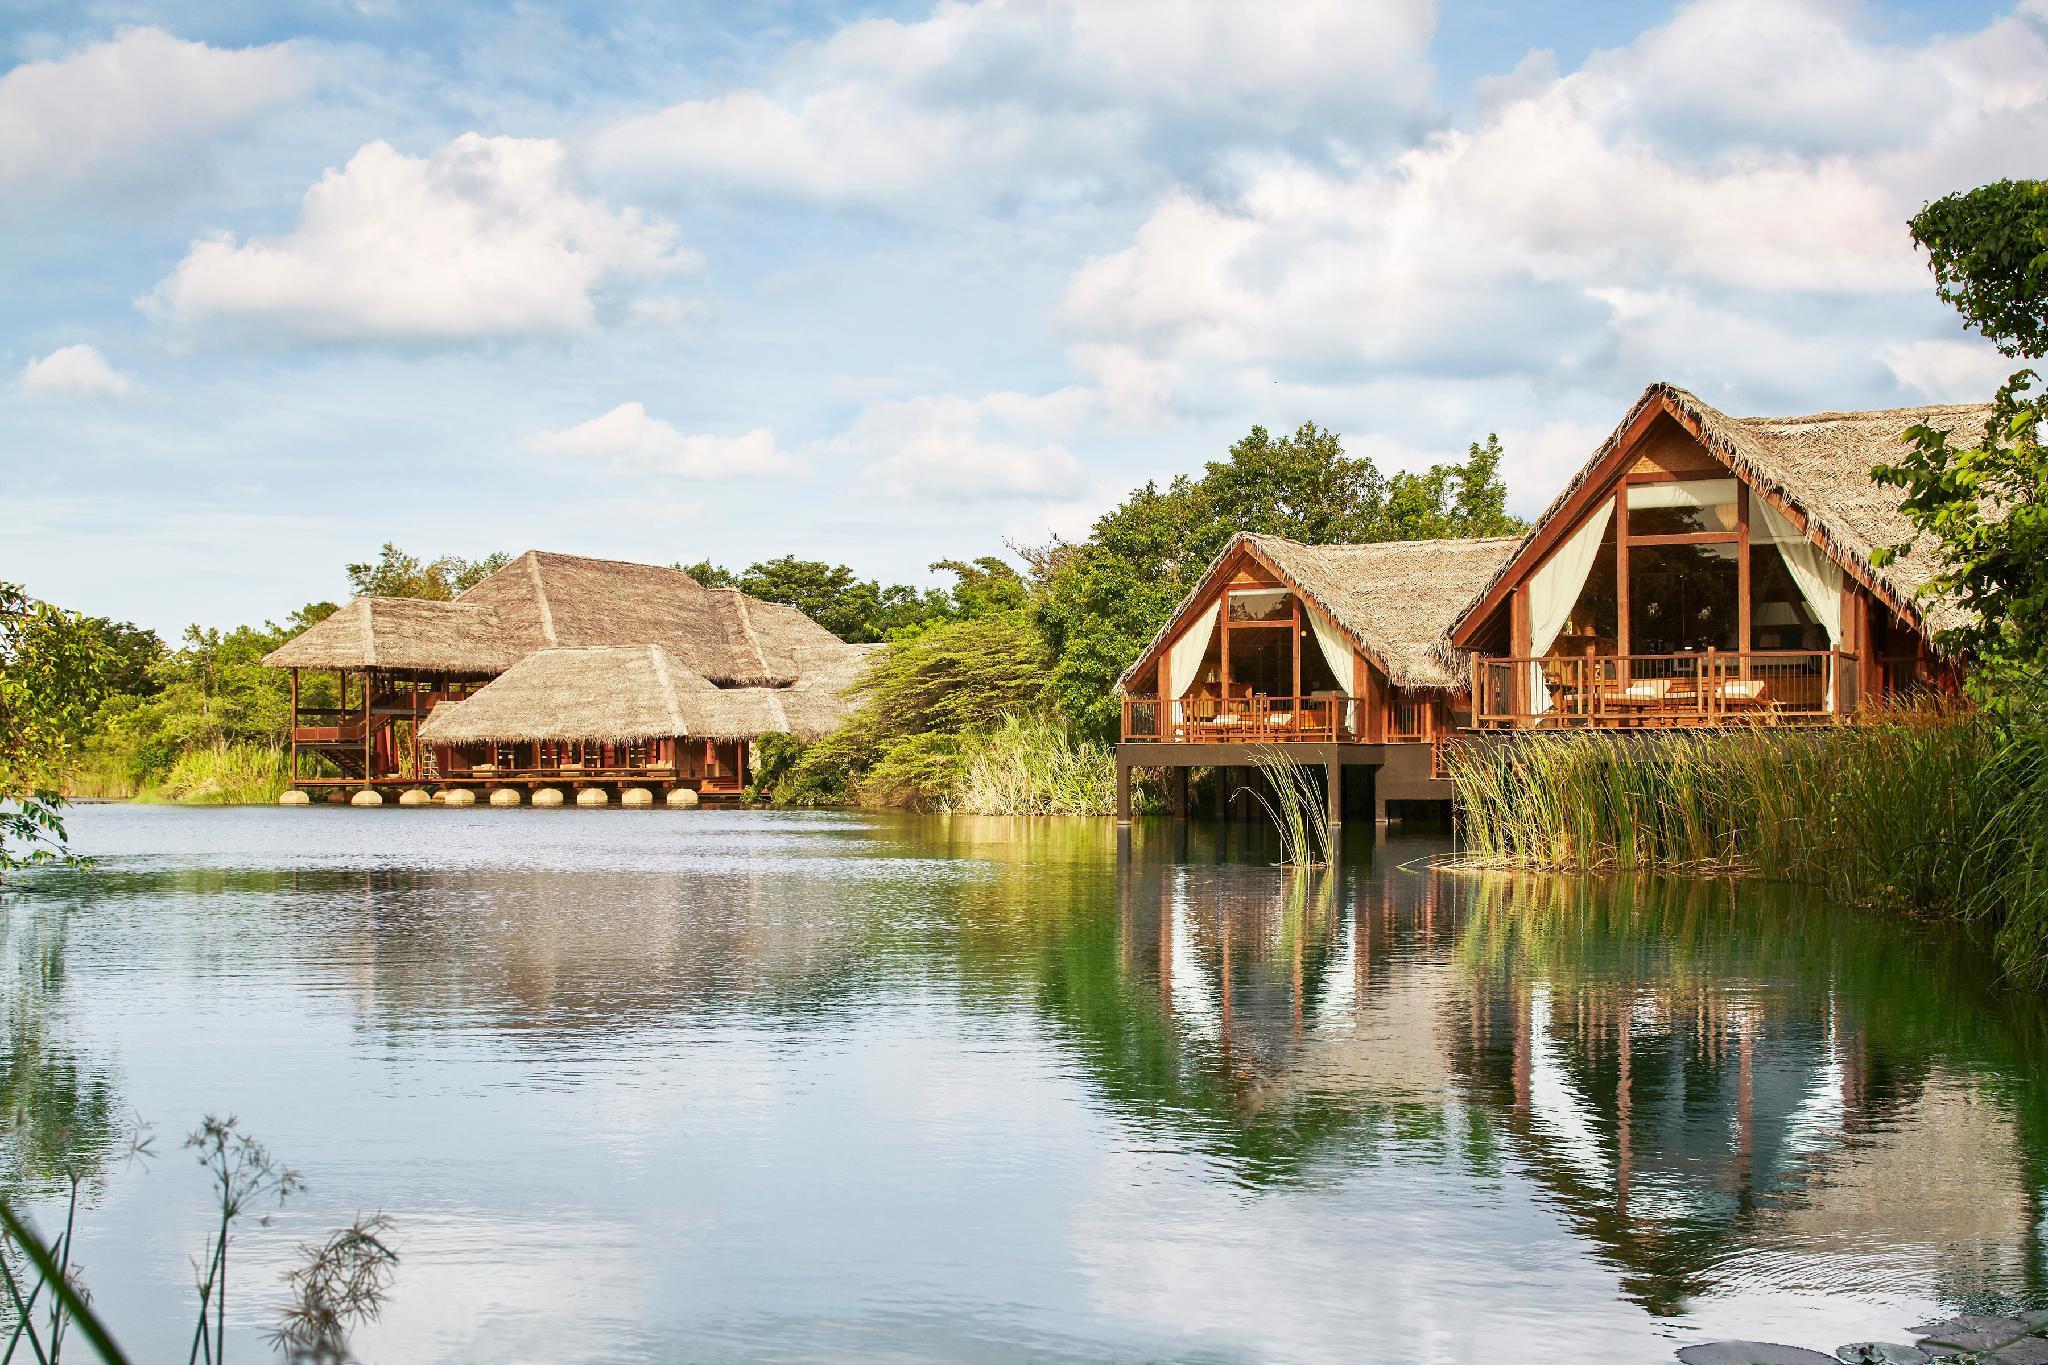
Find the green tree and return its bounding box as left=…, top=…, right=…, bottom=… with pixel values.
left=683, top=554, right=1017, bottom=642
left=1875, top=180, right=2048, bottom=710
left=1, top=585, right=126, bottom=872
left=345, top=545, right=510, bottom=600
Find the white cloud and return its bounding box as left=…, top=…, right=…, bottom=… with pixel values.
left=829, top=387, right=1095, bottom=501
left=527, top=403, right=800, bottom=480
left=589, top=0, right=1436, bottom=205
left=145, top=135, right=698, bottom=344
left=1054, top=0, right=2048, bottom=443
left=17, top=344, right=136, bottom=399
left=0, top=28, right=310, bottom=209
left=1883, top=338, right=2019, bottom=402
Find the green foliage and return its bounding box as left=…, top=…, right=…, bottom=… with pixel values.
left=1909, top=179, right=2048, bottom=360
left=345, top=544, right=509, bottom=600
left=1234, top=747, right=1335, bottom=866
left=761, top=610, right=1051, bottom=808
left=682, top=554, right=1025, bottom=643
left=1877, top=179, right=2048, bottom=712
left=1447, top=716, right=2048, bottom=986
left=0, top=584, right=152, bottom=873
left=949, top=715, right=1116, bottom=816
left=1037, top=423, right=1525, bottom=738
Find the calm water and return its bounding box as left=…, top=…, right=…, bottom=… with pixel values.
left=6, top=806, right=2047, bottom=1363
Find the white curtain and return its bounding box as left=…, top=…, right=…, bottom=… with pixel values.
left=1524, top=498, right=1616, bottom=713
left=1755, top=498, right=1843, bottom=647
left=1307, top=606, right=1357, bottom=732
left=1165, top=601, right=1220, bottom=702
left=1755, top=497, right=1845, bottom=712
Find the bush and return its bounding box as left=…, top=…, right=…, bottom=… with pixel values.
left=949, top=715, right=1115, bottom=816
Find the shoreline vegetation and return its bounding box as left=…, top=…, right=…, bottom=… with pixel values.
left=1446, top=713, right=2048, bottom=987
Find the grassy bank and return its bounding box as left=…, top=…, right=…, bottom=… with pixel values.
left=948, top=715, right=1116, bottom=815
left=63, top=742, right=291, bottom=805
left=1447, top=714, right=2048, bottom=986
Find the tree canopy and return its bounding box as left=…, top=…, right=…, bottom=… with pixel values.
left=681, top=554, right=1027, bottom=643
left=1877, top=179, right=2048, bottom=711
left=345, top=545, right=511, bottom=600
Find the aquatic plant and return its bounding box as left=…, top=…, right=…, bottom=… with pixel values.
left=1232, top=746, right=1334, bottom=866
left=269, top=1215, right=399, bottom=1365
left=1446, top=712, right=2048, bottom=986
left=947, top=714, right=1117, bottom=816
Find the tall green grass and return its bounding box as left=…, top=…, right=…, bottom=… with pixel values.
left=1447, top=714, right=2048, bottom=985
left=947, top=714, right=1116, bottom=816
left=137, top=744, right=292, bottom=805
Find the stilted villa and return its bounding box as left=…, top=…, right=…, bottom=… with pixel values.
left=264, top=551, right=876, bottom=804
left=1115, top=382, right=1983, bottom=823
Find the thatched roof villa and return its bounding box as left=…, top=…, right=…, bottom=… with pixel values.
left=1114, top=381, right=1986, bottom=824
left=265, top=551, right=877, bottom=805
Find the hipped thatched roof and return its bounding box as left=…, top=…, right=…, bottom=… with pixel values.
left=1117, top=532, right=1519, bottom=694
left=261, top=597, right=518, bottom=674
left=262, top=551, right=853, bottom=686
left=417, top=643, right=879, bottom=745
left=1452, top=383, right=1994, bottom=646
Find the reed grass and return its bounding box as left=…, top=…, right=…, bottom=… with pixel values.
left=1234, top=746, right=1334, bottom=866
left=947, top=714, right=1117, bottom=816
left=1447, top=713, right=2048, bottom=986
left=138, top=744, right=291, bottom=806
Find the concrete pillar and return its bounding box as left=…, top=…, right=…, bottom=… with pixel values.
left=489, top=788, right=522, bottom=807
left=1115, top=760, right=1133, bottom=825
left=350, top=789, right=383, bottom=807
left=531, top=788, right=563, bottom=807
left=278, top=790, right=310, bottom=806
left=666, top=787, right=700, bottom=807
left=398, top=788, right=432, bottom=807
left=1325, top=761, right=1342, bottom=828
left=620, top=787, right=653, bottom=807
left=1167, top=766, right=1189, bottom=819
left=576, top=787, right=609, bottom=807
left=443, top=788, right=476, bottom=807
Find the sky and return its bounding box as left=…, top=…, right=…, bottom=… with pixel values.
left=2, top=0, right=2042, bottom=639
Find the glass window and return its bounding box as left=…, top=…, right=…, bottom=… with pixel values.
left=1227, top=587, right=1292, bottom=622
left=1627, top=478, right=1738, bottom=536
left=1749, top=549, right=1827, bottom=651
left=1226, top=628, right=1291, bottom=696
left=1628, top=543, right=1738, bottom=655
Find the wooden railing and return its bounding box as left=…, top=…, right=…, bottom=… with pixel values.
left=1471, top=650, right=1858, bottom=729
left=1122, top=694, right=1354, bottom=743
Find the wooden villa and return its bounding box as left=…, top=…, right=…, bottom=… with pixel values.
left=263, top=551, right=876, bottom=804
left=1116, top=382, right=1984, bottom=823
left=1114, top=532, right=1518, bottom=824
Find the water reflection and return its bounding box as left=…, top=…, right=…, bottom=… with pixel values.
left=6, top=807, right=2047, bottom=1361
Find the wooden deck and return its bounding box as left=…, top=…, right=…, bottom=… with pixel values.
left=1470, top=650, right=1855, bottom=729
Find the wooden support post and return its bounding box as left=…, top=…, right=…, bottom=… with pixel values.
left=1325, top=760, right=1342, bottom=829
left=289, top=668, right=299, bottom=786
left=1167, top=765, right=1188, bottom=819
left=1115, top=759, right=1133, bottom=825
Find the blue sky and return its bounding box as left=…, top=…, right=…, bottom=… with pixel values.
left=2, top=0, right=2041, bottom=638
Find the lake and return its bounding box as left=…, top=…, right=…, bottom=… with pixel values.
left=5, top=804, right=2046, bottom=1363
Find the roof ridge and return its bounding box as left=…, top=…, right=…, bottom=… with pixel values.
left=526, top=551, right=558, bottom=645
left=355, top=598, right=376, bottom=665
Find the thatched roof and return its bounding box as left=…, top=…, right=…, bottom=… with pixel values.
left=1117, top=532, right=1520, bottom=693
left=261, top=597, right=518, bottom=674
left=452, top=551, right=841, bottom=687
left=417, top=643, right=878, bottom=745
left=262, top=550, right=856, bottom=687
left=1452, top=383, right=1994, bottom=645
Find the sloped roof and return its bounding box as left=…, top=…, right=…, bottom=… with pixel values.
left=261, top=597, right=518, bottom=674
left=417, top=642, right=878, bottom=745
left=1118, top=532, right=1520, bottom=693
left=1452, top=383, right=1994, bottom=645
left=262, top=550, right=856, bottom=687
